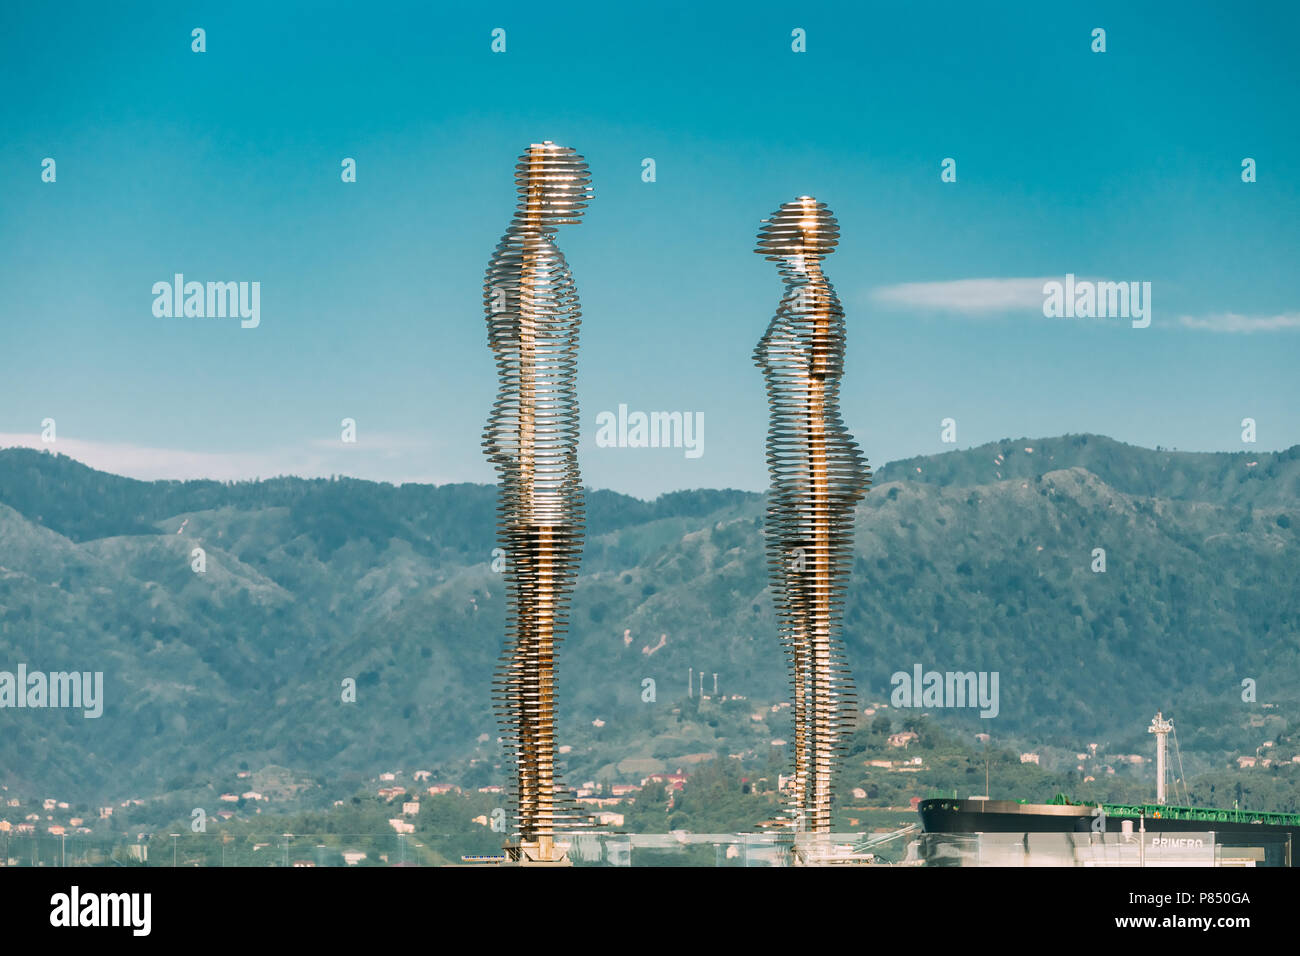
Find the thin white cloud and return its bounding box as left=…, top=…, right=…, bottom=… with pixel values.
left=876, top=280, right=1299, bottom=334
left=871, top=278, right=1054, bottom=314
left=1177, top=312, right=1300, bottom=333
left=0, top=434, right=460, bottom=486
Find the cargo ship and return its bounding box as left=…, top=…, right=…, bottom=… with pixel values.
left=916, top=713, right=1300, bottom=866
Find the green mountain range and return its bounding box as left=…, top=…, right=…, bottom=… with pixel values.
left=0, top=434, right=1296, bottom=805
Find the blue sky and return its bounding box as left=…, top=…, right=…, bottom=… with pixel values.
left=2, top=1, right=1297, bottom=498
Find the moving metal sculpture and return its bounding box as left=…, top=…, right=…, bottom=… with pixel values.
left=754, top=197, right=870, bottom=843
left=482, top=142, right=592, bottom=864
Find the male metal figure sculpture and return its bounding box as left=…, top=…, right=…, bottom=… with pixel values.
left=483, top=142, right=592, bottom=865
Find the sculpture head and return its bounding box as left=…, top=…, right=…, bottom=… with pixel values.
left=513, top=141, right=592, bottom=229
left=754, top=195, right=839, bottom=274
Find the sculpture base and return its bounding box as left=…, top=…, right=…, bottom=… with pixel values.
left=500, top=841, right=573, bottom=867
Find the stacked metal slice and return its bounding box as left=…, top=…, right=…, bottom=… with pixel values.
left=482, top=142, right=592, bottom=863
left=753, top=196, right=871, bottom=836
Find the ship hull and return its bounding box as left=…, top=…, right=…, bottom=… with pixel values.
left=918, top=798, right=1299, bottom=866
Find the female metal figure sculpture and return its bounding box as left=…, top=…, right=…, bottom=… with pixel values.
left=754, top=197, right=870, bottom=846
left=483, top=142, right=592, bottom=864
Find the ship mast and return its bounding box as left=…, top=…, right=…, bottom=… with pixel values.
left=1148, top=712, right=1173, bottom=805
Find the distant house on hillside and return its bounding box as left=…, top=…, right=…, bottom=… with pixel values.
left=1020, top=753, right=1040, bottom=765
left=642, top=773, right=687, bottom=791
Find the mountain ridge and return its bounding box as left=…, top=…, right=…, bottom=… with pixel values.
left=0, top=435, right=1295, bottom=804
